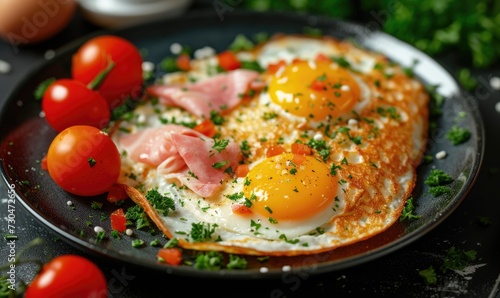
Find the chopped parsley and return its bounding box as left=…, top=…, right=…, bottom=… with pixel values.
left=194, top=251, right=223, bottom=270
left=334, top=127, right=362, bottom=145
left=262, top=111, right=278, bottom=120
left=226, top=254, right=249, bottom=270
left=331, top=56, right=351, bottom=68
left=150, top=239, right=161, bottom=247
left=210, top=110, right=225, bottom=125
left=400, top=197, right=422, bottom=221
left=91, top=201, right=103, bottom=210
left=145, top=189, right=175, bottom=216
left=429, top=186, right=451, bottom=196
left=110, top=230, right=120, bottom=239
left=441, top=246, right=477, bottom=273
left=419, top=266, right=437, bottom=285
left=132, top=239, right=145, bottom=248
left=191, top=222, right=218, bottom=242
left=240, top=140, right=251, bottom=158
left=164, top=237, right=179, bottom=248
left=229, top=34, right=254, bottom=51
left=95, top=231, right=105, bottom=243
left=212, top=160, right=229, bottom=169
left=446, top=125, right=471, bottom=145
left=424, top=169, right=453, bottom=186
left=125, top=205, right=151, bottom=230
left=240, top=60, right=264, bottom=72
left=330, top=164, right=341, bottom=175
left=307, top=138, right=331, bottom=161
left=425, top=169, right=454, bottom=197
left=212, top=138, right=230, bottom=153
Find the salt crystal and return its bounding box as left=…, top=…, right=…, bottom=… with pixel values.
left=0, top=60, right=11, bottom=74
left=490, top=76, right=500, bottom=90
left=435, top=150, right=447, bottom=159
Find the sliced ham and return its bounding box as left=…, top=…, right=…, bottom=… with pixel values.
left=119, top=125, right=241, bottom=197
left=147, top=69, right=261, bottom=118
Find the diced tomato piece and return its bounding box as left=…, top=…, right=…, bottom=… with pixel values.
left=266, top=145, right=285, bottom=157
left=157, top=248, right=183, bottom=266
left=194, top=119, right=217, bottom=137
left=291, top=143, right=312, bottom=155
left=106, top=185, right=129, bottom=203
left=231, top=203, right=252, bottom=215
left=110, top=208, right=127, bottom=233
left=267, top=60, right=286, bottom=75
left=235, top=164, right=249, bottom=178
left=310, top=79, right=327, bottom=91
left=292, top=153, right=306, bottom=166
left=315, top=53, right=331, bottom=62
left=176, top=54, right=191, bottom=71
left=217, top=51, right=241, bottom=71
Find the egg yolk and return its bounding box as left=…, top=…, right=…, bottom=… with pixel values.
left=243, top=153, right=338, bottom=222
left=267, top=60, right=360, bottom=120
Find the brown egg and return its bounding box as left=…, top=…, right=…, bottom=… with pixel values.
left=0, top=0, right=77, bottom=45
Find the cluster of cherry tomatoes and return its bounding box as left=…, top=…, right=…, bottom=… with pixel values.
left=42, top=35, right=143, bottom=197
left=22, top=35, right=146, bottom=297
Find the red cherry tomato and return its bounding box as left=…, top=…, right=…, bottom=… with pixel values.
left=24, top=255, right=107, bottom=298
left=42, top=79, right=110, bottom=132
left=46, top=125, right=121, bottom=196
left=72, top=35, right=143, bottom=109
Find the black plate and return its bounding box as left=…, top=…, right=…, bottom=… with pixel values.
left=0, top=9, right=484, bottom=279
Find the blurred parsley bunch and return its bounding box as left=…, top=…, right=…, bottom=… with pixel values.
left=242, top=0, right=500, bottom=69
left=242, top=0, right=354, bottom=18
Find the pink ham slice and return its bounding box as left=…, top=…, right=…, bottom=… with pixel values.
left=147, top=69, right=261, bottom=118
left=119, top=125, right=241, bottom=197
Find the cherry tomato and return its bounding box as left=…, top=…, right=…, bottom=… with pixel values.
left=72, top=35, right=143, bottom=109
left=24, top=254, right=107, bottom=298
left=42, top=79, right=110, bottom=132
left=46, top=125, right=121, bottom=196
left=110, top=208, right=127, bottom=232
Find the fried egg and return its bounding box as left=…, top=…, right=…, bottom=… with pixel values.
left=112, top=34, right=429, bottom=256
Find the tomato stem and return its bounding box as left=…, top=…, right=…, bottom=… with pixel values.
left=88, top=60, right=116, bottom=90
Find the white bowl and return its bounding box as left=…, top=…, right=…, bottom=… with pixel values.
left=78, top=0, right=193, bottom=28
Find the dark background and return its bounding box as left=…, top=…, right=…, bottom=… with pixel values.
left=1, top=1, right=499, bottom=297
